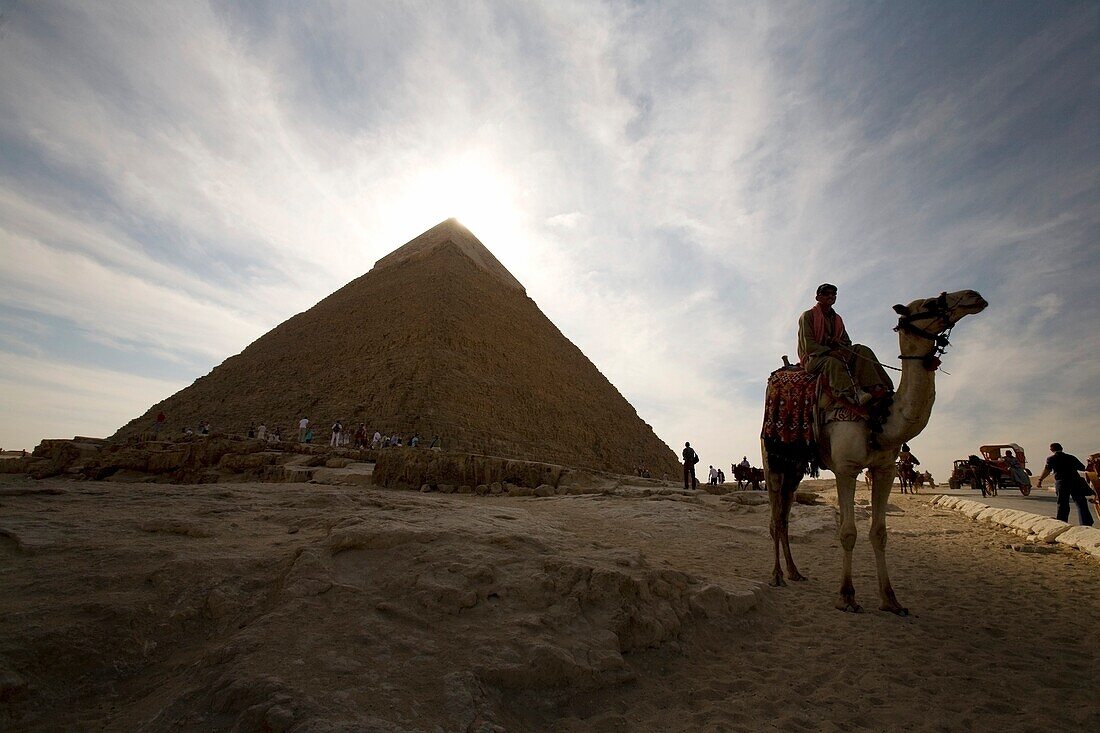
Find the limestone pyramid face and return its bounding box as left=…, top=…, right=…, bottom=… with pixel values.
left=113, top=220, right=680, bottom=477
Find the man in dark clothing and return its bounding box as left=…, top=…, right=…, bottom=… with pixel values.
left=682, top=442, right=699, bottom=491
left=1037, top=443, right=1095, bottom=526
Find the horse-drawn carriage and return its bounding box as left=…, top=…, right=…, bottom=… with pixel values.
left=948, top=443, right=1032, bottom=496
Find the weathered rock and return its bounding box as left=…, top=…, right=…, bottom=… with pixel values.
left=533, top=484, right=555, bottom=497
left=794, top=489, right=820, bottom=505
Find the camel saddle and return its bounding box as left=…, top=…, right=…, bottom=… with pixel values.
left=761, top=358, right=869, bottom=476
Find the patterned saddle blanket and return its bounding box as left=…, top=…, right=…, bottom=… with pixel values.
left=761, top=364, right=866, bottom=475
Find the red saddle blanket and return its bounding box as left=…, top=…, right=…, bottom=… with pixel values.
left=762, top=367, right=819, bottom=445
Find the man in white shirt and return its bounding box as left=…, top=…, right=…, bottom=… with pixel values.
left=708, top=465, right=718, bottom=485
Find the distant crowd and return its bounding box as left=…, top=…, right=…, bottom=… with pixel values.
left=149, top=412, right=438, bottom=451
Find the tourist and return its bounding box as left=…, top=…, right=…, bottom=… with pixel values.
left=200, top=421, right=210, bottom=435
left=682, top=442, right=699, bottom=491
left=271, top=426, right=281, bottom=443
left=1002, top=449, right=1029, bottom=488
left=1036, top=443, right=1095, bottom=526
left=153, top=411, right=166, bottom=437
left=372, top=431, right=382, bottom=449
left=708, top=465, right=718, bottom=485
left=299, top=417, right=309, bottom=442
left=718, top=468, right=725, bottom=484
left=257, top=423, right=267, bottom=441
left=429, top=435, right=440, bottom=449
left=247, top=424, right=255, bottom=439
left=304, top=428, right=314, bottom=444
left=330, top=420, right=343, bottom=447
left=798, top=283, right=892, bottom=407
left=410, top=433, right=420, bottom=447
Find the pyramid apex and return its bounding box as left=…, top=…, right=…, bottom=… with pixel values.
left=373, top=220, right=525, bottom=293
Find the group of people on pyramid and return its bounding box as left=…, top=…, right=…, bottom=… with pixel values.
left=293, top=417, right=438, bottom=451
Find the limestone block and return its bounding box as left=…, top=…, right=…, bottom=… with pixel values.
left=1028, top=518, right=1070, bottom=543
left=1054, top=525, right=1100, bottom=553
left=489, top=482, right=503, bottom=495
left=975, top=507, right=1000, bottom=522
left=420, top=484, right=433, bottom=493
left=475, top=484, right=490, bottom=495
left=959, top=501, right=987, bottom=519
left=1010, top=513, right=1051, bottom=533
left=534, top=484, right=555, bottom=497
left=991, top=509, right=1024, bottom=526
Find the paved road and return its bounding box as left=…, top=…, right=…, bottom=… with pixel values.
left=933, top=486, right=1098, bottom=526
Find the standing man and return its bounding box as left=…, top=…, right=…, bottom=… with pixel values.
left=797, top=283, right=892, bottom=407
left=683, top=442, right=699, bottom=491
left=1037, top=443, right=1095, bottom=526
left=708, top=465, right=718, bottom=485
left=153, top=411, right=166, bottom=438
left=298, top=416, right=309, bottom=443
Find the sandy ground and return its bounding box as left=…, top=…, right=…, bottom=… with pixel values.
left=1, top=474, right=1098, bottom=732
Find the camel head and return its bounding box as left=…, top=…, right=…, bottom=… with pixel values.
left=892, top=289, right=987, bottom=367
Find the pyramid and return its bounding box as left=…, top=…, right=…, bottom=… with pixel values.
left=113, top=220, right=681, bottom=477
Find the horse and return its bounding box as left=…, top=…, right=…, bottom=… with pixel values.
left=968, top=455, right=997, bottom=497
left=897, top=462, right=917, bottom=494
left=733, top=463, right=753, bottom=489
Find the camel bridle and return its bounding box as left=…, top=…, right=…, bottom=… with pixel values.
left=893, top=291, right=955, bottom=371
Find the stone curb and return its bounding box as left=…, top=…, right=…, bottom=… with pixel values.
left=930, top=494, right=1100, bottom=560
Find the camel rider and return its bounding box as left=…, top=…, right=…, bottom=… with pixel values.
left=898, top=444, right=920, bottom=468
left=797, top=283, right=893, bottom=407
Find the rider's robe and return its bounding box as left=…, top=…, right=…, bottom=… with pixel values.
left=797, top=308, right=893, bottom=402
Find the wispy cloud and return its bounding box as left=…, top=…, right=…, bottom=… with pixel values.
left=0, top=1, right=1096, bottom=479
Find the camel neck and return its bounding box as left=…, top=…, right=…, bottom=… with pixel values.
left=880, top=340, right=937, bottom=448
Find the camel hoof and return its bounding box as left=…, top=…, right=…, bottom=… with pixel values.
left=881, top=604, right=909, bottom=616
left=788, top=572, right=808, bottom=582
left=770, top=576, right=787, bottom=588
left=835, top=600, right=863, bottom=613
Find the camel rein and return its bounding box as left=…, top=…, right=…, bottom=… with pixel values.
left=893, top=292, right=956, bottom=372
left=835, top=295, right=957, bottom=375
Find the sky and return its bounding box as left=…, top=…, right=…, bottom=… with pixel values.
left=0, top=0, right=1097, bottom=480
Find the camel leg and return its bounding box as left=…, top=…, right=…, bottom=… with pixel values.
left=834, top=473, right=861, bottom=612
left=779, top=474, right=806, bottom=581
left=870, top=465, right=907, bottom=615
left=768, top=476, right=786, bottom=587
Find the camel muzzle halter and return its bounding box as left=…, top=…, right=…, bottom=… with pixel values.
left=893, top=291, right=955, bottom=371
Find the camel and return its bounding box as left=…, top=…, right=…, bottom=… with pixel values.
left=763, top=290, right=987, bottom=615
left=913, top=470, right=936, bottom=490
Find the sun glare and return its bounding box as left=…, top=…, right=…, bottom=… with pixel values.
left=388, top=153, right=526, bottom=265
